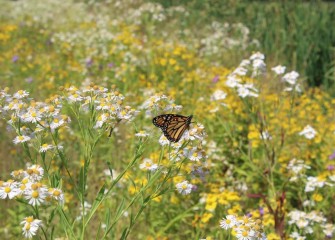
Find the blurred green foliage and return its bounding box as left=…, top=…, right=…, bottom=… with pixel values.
left=150, top=0, right=335, bottom=89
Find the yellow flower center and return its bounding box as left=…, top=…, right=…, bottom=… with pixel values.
left=145, top=162, right=151, bottom=168
left=5, top=187, right=11, bottom=193
left=32, top=191, right=39, bottom=198
left=25, top=223, right=31, bottom=230
left=53, top=190, right=61, bottom=197
left=26, top=216, right=34, bottom=223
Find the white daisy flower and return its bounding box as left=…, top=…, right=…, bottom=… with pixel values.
left=11, top=169, right=25, bottom=179
left=39, top=144, right=54, bottom=152
left=159, top=135, right=170, bottom=146
left=282, top=71, right=299, bottom=85
left=13, top=135, right=31, bottom=144
left=220, top=215, right=237, bottom=230
left=226, top=75, right=241, bottom=88
left=305, top=176, right=326, bottom=192
left=0, top=181, right=20, bottom=199
left=237, top=84, right=259, bottom=98
left=21, top=216, right=42, bottom=239
left=135, top=130, right=149, bottom=138
left=233, top=67, right=248, bottom=76
left=48, top=188, right=64, bottom=204
left=176, top=180, right=193, bottom=195
left=24, top=183, right=48, bottom=206
left=164, top=103, right=183, bottom=112
left=210, top=90, right=227, bottom=101
left=260, top=131, right=272, bottom=140
left=252, top=59, right=266, bottom=76
left=13, top=90, right=29, bottom=99
left=21, top=110, right=42, bottom=123
left=249, top=52, right=265, bottom=60
left=49, top=118, right=65, bottom=130
left=94, top=113, right=110, bottom=128
left=299, top=125, right=317, bottom=139
left=139, top=158, right=158, bottom=172
left=271, top=65, right=286, bottom=75
left=25, top=165, right=44, bottom=182
left=183, top=147, right=204, bottom=161
left=67, top=93, right=83, bottom=102
left=322, top=223, right=335, bottom=238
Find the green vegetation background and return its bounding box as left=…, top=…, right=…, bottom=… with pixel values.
left=149, top=0, right=335, bottom=90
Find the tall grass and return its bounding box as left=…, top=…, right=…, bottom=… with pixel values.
left=151, top=0, right=335, bottom=90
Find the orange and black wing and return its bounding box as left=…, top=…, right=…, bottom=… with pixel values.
left=152, top=114, right=169, bottom=128
left=163, top=115, right=193, bottom=142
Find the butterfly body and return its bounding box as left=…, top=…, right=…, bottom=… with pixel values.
left=153, top=114, right=193, bottom=142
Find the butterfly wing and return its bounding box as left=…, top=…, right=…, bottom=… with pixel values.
left=152, top=114, right=169, bottom=128
left=163, top=115, right=193, bottom=142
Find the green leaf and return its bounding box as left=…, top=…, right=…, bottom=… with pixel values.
left=84, top=184, right=106, bottom=228
left=57, top=207, right=76, bottom=239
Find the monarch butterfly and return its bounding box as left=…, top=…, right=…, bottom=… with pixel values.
left=152, top=114, right=193, bottom=142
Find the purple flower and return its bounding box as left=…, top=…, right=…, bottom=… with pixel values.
left=191, top=184, right=198, bottom=191
left=107, top=62, right=114, bottom=68
left=85, top=58, right=93, bottom=68
left=327, top=165, right=335, bottom=171
left=246, top=212, right=252, bottom=217
left=329, top=151, right=335, bottom=160
left=12, top=55, right=19, bottom=63
left=259, top=207, right=264, bottom=216
left=212, top=75, right=219, bottom=83
left=25, top=77, right=33, bottom=83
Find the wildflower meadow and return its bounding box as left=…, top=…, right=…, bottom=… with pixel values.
left=1, top=0, right=335, bottom=239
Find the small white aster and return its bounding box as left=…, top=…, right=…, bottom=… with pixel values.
left=21, top=216, right=42, bottom=239
left=210, top=90, right=227, bottom=101
left=299, top=125, right=317, bottom=139
left=176, top=180, right=193, bottom=195
left=139, top=158, right=158, bottom=172
left=271, top=65, right=286, bottom=75
left=0, top=181, right=20, bottom=199
left=13, top=135, right=31, bottom=144
left=159, top=135, right=170, bottom=146
left=24, top=183, right=48, bottom=206
left=13, top=90, right=29, bottom=99
left=39, top=144, right=54, bottom=153
left=282, top=71, right=299, bottom=85
left=135, top=130, right=149, bottom=138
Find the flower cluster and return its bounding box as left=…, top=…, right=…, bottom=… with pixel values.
left=220, top=215, right=267, bottom=240
left=0, top=88, right=69, bottom=147
left=286, top=159, right=311, bottom=182
left=288, top=210, right=334, bottom=238
left=0, top=164, right=64, bottom=238
left=21, top=216, right=43, bottom=239
left=225, top=53, right=265, bottom=98
left=140, top=92, right=182, bottom=117
left=63, top=84, right=138, bottom=130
